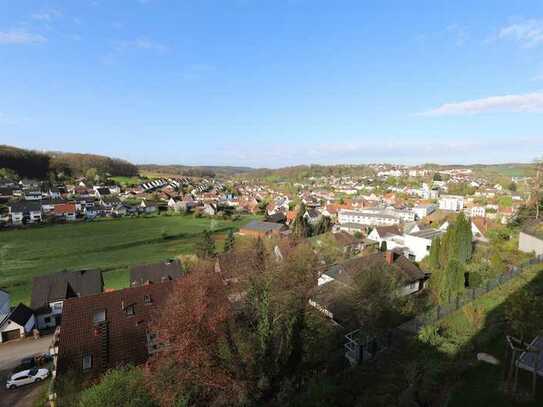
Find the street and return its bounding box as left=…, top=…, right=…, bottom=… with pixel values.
left=0, top=336, right=52, bottom=407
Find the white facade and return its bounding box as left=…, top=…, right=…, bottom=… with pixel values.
left=338, top=209, right=400, bottom=227
left=0, top=315, right=35, bottom=343
left=470, top=206, right=486, bottom=218
left=439, top=195, right=464, bottom=212
left=413, top=204, right=436, bottom=220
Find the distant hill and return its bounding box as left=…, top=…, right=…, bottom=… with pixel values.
left=0, top=145, right=138, bottom=179
left=138, top=164, right=255, bottom=178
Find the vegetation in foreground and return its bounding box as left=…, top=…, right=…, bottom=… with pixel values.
left=0, top=213, right=258, bottom=305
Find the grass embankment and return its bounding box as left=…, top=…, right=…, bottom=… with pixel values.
left=0, top=214, right=258, bottom=305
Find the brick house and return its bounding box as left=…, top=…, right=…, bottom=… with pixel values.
left=56, top=282, right=173, bottom=376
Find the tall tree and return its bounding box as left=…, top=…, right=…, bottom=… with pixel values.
left=428, top=236, right=441, bottom=270
left=195, top=230, right=216, bottom=259
left=224, top=229, right=235, bottom=253
left=291, top=203, right=310, bottom=239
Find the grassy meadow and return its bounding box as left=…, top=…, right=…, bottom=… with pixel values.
left=0, top=214, right=258, bottom=305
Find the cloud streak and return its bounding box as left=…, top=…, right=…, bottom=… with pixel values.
left=115, top=38, right=169, bottom=53
left=419, top=92, right=543, bottom=116
left=0, top=30, right=47, bottom=44
left=499, top=19, right=543, bottom=47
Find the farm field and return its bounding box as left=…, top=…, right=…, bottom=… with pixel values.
left=0, top=214, right=258, bottom=305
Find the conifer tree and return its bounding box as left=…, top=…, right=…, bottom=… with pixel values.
left=291, top=203, right=310, bottom=239
left=428, top=236, right=441, bottom=270
left=224, top=229, right=235, bottom=253
left=195, top=230, right=216, bottom=259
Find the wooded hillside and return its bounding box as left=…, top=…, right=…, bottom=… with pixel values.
left=0, top=145, right=138, bottom=179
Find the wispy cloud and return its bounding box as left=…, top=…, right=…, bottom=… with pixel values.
left=115, top=38, right=169, bottom=53
left=0, top=29, right=47, bottom=44
left=31, top=9, right=62, bottom=21
left=447, top=24, right=468, bottom=46
left=499, top=19, right=543, bottom=47
left=419, top=91, right=543, bottom=116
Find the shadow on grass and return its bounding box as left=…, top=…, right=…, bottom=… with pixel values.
left=288, top=267, right=543, bottom=407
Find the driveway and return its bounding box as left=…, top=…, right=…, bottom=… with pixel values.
left=0, top=336, right=52, bottom=407
left=0, top=335, right=51, bottom=372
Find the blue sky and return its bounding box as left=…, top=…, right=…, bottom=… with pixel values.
left=1, top=0, right=543, bottom=168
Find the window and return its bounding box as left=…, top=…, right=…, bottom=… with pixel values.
left=82, top=353, right=92, bottom=370
left=44, top=317, right=51, bottom=323
left=144, top=295, right=152, bottom=305
left=93, top=309, right=106, bottom=324
left=125, top=305, right=135, bottom=316
left=52, top=302, right=63, bottom=311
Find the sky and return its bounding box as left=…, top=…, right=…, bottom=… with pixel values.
left=1, top=0, right=543, bottom=168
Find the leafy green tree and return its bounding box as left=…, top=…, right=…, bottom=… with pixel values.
left=454, top=212, right=472, bottom=263
left=432, top=172, right=442, bottom=181
left=380, top=240, right=388, bottom=252
left=224, top=229, right=235, bottom=253
left=506, top=290, right=543, bottom=340
left=79, top=366, right=156, bottom=407
left=445, top=259, right=465, bottom=297
left=195, top=230, right=216, bottom=259
left=508, top=181, right=517, bottom=192
left=0, top=167, right=18, bottom=180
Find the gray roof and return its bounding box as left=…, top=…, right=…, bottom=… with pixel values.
left=242, top=220, right=285, bottom=232
left=408, top=228, right=443, bottom=240
left=129, top=259, right=183, bottom=286
left=31, top=269, right=103, bottom=312
left=9, top=201, right=42, bottom=212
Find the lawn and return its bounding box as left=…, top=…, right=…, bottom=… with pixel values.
left=0, top=214, right=259, bottom=305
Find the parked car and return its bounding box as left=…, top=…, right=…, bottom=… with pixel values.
left=5, top=368, right=49, bottom=390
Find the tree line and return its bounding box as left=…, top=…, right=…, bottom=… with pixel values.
left=0, top=144, right=138, bottom=180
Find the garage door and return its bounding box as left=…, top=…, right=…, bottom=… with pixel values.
left=1, top=329, right=21, bottom=342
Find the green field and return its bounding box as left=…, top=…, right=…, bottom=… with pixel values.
left=0, top=214, right=258, bottom=305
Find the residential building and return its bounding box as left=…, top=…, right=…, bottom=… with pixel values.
left=129, top=259, right=183, bottom=287
left=9, top=201, right=42, bottom=224
left=338, top=209, right=401, bottom=228
left=0, top=304, right=35, bottom=343
left=31, top=269, right=104, bottom=329
left=56, top=282, right=173, bottom=376
left=439, top=195, right=464, bottom=212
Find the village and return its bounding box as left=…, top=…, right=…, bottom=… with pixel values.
left=1, top=161, right=543, bottom=405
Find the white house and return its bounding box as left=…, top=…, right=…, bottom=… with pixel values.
left=403, top=228, right=443, bottom=262
left=470, top=206, right=486, bottom=218
left=413, top=204, right=437, bottom=220
left=338, top=209, right=401, bottom=228
left=9, top=202, right=42, bottom=224
left=0, top=304, right=35, bottom=343
left=439, top=195, right=464, bottom=212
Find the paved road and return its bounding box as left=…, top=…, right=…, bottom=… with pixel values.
left=0, top=336, right=51, bottom=372
left=0, top=336, right=52, bottom=407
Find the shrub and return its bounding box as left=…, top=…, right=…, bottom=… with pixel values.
left=78, top=366, right=156, bottom=407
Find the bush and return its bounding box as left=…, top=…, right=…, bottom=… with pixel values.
left=78, top=366, right=156, bottom=407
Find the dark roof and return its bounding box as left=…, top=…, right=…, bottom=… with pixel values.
left=5, top=303, right=34, bottom=326
left=96, top=188, right=110, bottom=195
left=241, top=220, right=285, bottom=233
left=330, top=231, right=361, bottom=247
left=129, top=260, right=183, bottom=286
left=9, top=201, right=42, bottom=212
left=31, top=269, right=103, bottom=312
left=372, top=225, right=402, bottom=237
left=325, top=252, right=425, bottom=285
left=265, top=212, right=286, bottom=223
left=57, top=281, right=173, bottom=374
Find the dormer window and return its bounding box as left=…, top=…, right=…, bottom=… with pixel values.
left=125, top=304, right=135, bottom=316
left=93, top=309, right=106, bottom=324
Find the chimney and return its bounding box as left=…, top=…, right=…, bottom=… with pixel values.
left=385, top=251, right=395, bottom=266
